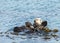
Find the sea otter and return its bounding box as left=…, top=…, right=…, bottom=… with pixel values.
left=33, top=18, right=48, bottom=32
left=13, top=18, right=47, bottom=33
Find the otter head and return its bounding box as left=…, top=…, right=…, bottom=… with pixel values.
left=34, top=18, right=42, bottom=26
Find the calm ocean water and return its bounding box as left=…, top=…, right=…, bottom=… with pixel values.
left=0, top=0, right=60, bottom=43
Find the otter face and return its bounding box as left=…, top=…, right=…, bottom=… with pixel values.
left=34, top=18, right=42, bottom=25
